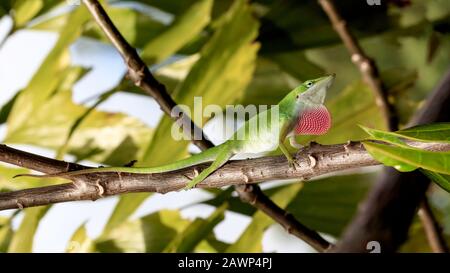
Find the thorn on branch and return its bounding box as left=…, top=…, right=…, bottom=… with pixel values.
left=308, top=154, right=317, bottom=169
left=94, top=179, right=105, bottom=199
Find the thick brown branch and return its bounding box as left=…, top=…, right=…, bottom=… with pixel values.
left=81, top=0, right=329, bottom=250
left=1, top=140, right=448, bottom=211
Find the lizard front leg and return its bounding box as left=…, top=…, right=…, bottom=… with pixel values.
left=278, top=122, right=299, bottom=170
left=184, top=149, right=234, bottom=190
left=279, top=141, right=298, bottom=170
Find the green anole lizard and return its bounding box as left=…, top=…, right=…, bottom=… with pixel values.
left=16, top=74, right=335, bottom=189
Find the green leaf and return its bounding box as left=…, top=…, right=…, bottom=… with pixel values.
left=6, top=90, right=152, bottom=166
left=258, top=0, right=393, bottom=53
left=123, top=0, right=198, bottom=16
left=30, top=6, right=166, bottom=48
left=141, top=0, right=259, bottom=166
left=361, top=123, right=450, bottom=145
left=0, top=1, right=12, bottom=17
left=141, top=0, right=213, bottom=64
left=6, top=5, right=91, bottom=135
left=421, top=169, right=450, bottom=193
left=286, top=173, right=375, bottom=237
left=82, top=6, right=167, bottom=48
left=96, top=210, right=190, bottom=253
left=363, top=141, right=450, bottom=174
left=163, top=203, right=227, bottom=253
left=12, top=0, right=44, bottom=27
left=8, top=206, right=50, bottom=252
left=226, top=183, right=302, bottom=253
left=241, top=58, right=299, bottom=106
left=360, top=125, right=450, bottom=182
left=118, top=54, right=199, bottom=97
left=55, top=86, right=113, bottom=159
left=0, top=92, right=19, bottom=125
left=199, top=236, right=230, bottom=253
left=364, top=142, right=417, bottom=172
left=102, top=193, right=152, bottom=235
left=66, top=223, right=94, bottom=253
left=396, top=123, right=450, bottom=143
left=0, top=165, right=59, bottom=192
left=0, top=217, right=14, bottom=253
left=359, top=125, right=409, bottom=147
left=204, top=173, right=375, bottom=237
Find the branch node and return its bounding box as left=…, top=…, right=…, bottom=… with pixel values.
left=242, top=174, right=249, bottom=183
left=344, top=140, right=361, bottom=152
left=351, top=53, right=362, bottom=64
left=193, top=168, right=199, bottom=177
left=117, top=171, right=123, bottom=184
left=16, top=200, right=24, bottom=210
left=308, top=154, right=317, bottom=169
left=94, top=179, right=105, bottom=199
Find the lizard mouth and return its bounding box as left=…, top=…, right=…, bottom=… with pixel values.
left=301, top=74, right=335, bottom=104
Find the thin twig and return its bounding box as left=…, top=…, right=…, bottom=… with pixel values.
left=81, top=0, right=330, bottom=250
left=82, top=0, right=211, bottom=150
left=235, top=184, right=332, bottom=251
left=418, top=198, right=449, bottom=253
left=318, top=0, right=398, bottom=131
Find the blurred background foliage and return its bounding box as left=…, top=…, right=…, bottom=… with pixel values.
left=0, top=0, right=449, bottom=252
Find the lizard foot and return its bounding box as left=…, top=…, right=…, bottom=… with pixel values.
left=184, top=178, right=200, bottom=190
left=288, top=159, right=300, bottom=171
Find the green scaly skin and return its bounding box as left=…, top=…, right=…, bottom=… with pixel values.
left=16, top=74, right=335, bottom=189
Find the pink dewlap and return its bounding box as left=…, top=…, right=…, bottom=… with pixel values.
left=295, top=105, right=331, bottom=135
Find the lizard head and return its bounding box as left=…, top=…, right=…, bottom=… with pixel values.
left=290, top=74, right=335, bottom=135
left=295, top=73, right=335, bottom=105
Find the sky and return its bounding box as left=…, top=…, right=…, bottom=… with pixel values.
left=0, top=10, right=319, bottom=252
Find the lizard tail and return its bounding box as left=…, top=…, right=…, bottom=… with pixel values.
left=14, top=144, right=227, bottom=179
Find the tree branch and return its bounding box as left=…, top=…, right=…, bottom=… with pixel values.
left=80, top=0, right=330, bottom=251
left=0, top=144, right=85, bottom=174
left=235, top=183, right=332, bottom=251
left=418, top=198, right=449, bottom=253
left=1, top=140, right=448, bottom=211
left=82, top=0, right=211, bottom=150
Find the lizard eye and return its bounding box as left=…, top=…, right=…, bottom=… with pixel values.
left=306, top=81, right=313, bottom=88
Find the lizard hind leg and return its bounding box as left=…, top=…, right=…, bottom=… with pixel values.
left=184, top=149, right=234, bottom=190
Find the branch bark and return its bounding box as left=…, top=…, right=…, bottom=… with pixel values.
left=79, top=0, right=331, bottom=251
left=1, top=140, right=448, bottom=211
